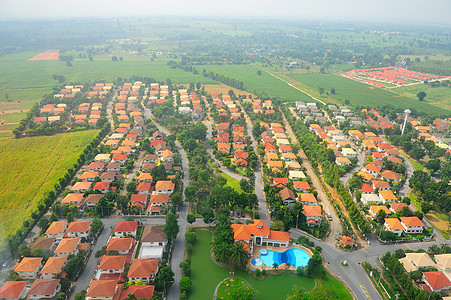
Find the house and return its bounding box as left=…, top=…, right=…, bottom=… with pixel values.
left=389, top=202, right=409, bottom=214
left=400, top=217, right=426, bottom=234
left=400, top=253, right=436, bottom=273
left=65, top=221, right=91, bottom=238
left=384, top=218, right=404, bottom=237
left=127, top=259, right=159, bottom=283
left=342, top=148, right=357, bottom=158
left=54, top=238, right=80, bottom=257
left=140, top=225, right=167, bottom=259
left=299, top=193, right=318, bottom=206
left=106, top=238, right=134, bottom=255
left=422, top=271, right=451, bottom=292
left=155, top=180, right=175, bottom=195
left=79, top=171, right=99, bottom=182
left=272, top=178, right=289, bottom=187
left=435, top=254, right=451, bottom=271
left=80, top=194, right=104, bottom=208
left=231, top=219, right=289, bottom=255
left=61, top=193, right=84, bottom=205
left=361, top=193, right=383, bottom=206
left=369, top=205, right=391, bottom=219
left=278, top=187, right=297, bottom=203
left=86, top=280, right=119, bottom=300
left=114, top=221, right=138, bottom=238
left=285, top=161, right=302, bottom=170
left=362, top=164, right=382, bottom=176
left=143, top=154, right=159, bottom=164
left=293, top=181, right=311, bottom=193
left=70, top=182, right=91, bottom=193
left=288, top=170, right=306, bottom=181
left=303, top=205, right=322, bottom=226
left=137, top=182, right=152, bottom=194
left=267, top=160, right=283, bottom=173
left=361, top=184, right=375, bottom=194
left=30, top=237, right=57, bottom=252
left=86, top=162, right=106, bottom=172
left=372, top=180, right=391, bottom=191
left=94, top=154, right=111, bottom=163
left=0, top=281, right=27, bottom=299
left=106, top=162, right=121, bottom=173
left=152, top=130, right=166, bottom=140
left=378, top=190, right=397, bottom=203
left=161, top=150, right=174, bottom=162
left=381, top=170, right=402, bottom=182
left=40, top=257, right=67, bottom=279
left=137, top=173, right=153, bottom=182
left=148, top=194, right=170, bottom=215
left=100, top=172, right=117, bottom=182
left=155, top=144, right=171, bottom=156
left=281, top=152, right=297, bottom=162
left=111, top=154, right=128, bottom=165
left=27, top=279, right=60, bottom=300
left=340, top=236, right=354, bottom=248
left=98, top=255, right=127, bottom=275
left=93, top=182, right=110, bottom=194
left=45, top=221, right=67, bottom=239
left=336, top=156, right=351, bottom=167
left=141, top=163, right=157, bottom=172
left=14, top=257, right=43, bottom=279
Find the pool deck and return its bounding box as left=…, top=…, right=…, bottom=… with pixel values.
left=248, top=244, right=313, bottom=271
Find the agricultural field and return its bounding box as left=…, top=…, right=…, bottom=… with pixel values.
left=288, top=73, right=448, bottom=115
left=201, top=64, right=313, bottom=102
left=395, top=84, right=451, bottom=111
left=0, top=130, right=99, bottom=242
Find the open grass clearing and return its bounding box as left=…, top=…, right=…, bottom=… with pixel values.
left=394, top=84, right=451, bottom=111
left=288, top=73, right=447, bottom=115
left=0, top=111, right=27, bottom=123
left=0, top=130, right=99, bottom=242
left=189, top=229, right=318, bottom=300
left=220, top=171, right=243, bottom=193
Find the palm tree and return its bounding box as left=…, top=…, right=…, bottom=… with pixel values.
left=273, top=262, right=279, bottom=270
left=229, top=242, right=249, bottom=277
left=213, top=242, right=230, bottom=264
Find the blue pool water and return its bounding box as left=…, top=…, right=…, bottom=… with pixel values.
left=258, top=248, right=310, bottom=267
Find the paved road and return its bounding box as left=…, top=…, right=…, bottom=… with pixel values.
left=340, top=145, right=364, bottom=186
left=283, top=108, right=341, bottom=245
left=240, top=105, right=269, bottom=222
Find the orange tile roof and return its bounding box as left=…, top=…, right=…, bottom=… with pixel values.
left=400, top=217, right=426, bottom=228
left=98, top=255, right=126, bottom=271
left=379, top=190, right=397, bottom=201
left=106, top=238, right=134, bottom=252
left=27, top=279, right=60, bottom=297
left=0, top=281, right=27, bottom=299
left=370, top=205, right=391, bottom=215
left=119, top=286, right=155, bottom=300
left=55, top=238, right=79, bottom=254
left=14, top=257, right=43, bottom=273
left=268, top=230, right=289, bottom=242
left=303, top=205, right=322, bottom=217
left=61, top=193, right=84, bottom=204
left=45, top=221, right=67, bottom=235
left=385, top=218, right=404, bottom=230
left=86, top=280, right=118, bottom=298
left=300, top=193, right=317, bottom=204
left=66, top=221, right=91, bottom=233
left=364, top=164, right=382, bottom=173
left=341, top=236, right=353, bottom=246
left=293, top=181, right=311, bottom=190
left=231, top=219, right=271, bottom=241
left=40, top=257, right=67, bottom=274
left=155, top=180, right=175, bottom=191
left=127, top=259, right=159, bottom=278
left=114, top=221, right=138, bottom=233
left=423, top=271, right=451, bottom=290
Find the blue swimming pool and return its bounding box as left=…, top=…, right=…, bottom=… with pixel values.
left=258, top=248, right=310, bottom=267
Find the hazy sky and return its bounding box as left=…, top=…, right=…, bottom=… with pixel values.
left=1, top=0, right=451, bottom=25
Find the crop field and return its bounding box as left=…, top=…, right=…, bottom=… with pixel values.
left=0, top=130, right=99, bottom=242
left=289, top=73, right=448, bottom=115
left=201, top=64, right=313, bottom=102
left=27, top=49, right=60, bottom=61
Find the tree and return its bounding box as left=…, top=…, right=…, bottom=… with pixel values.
left=186, top=214, right=196, bottom=224
left=426, top=159, right=441, bottom=174
left=163, top=212, right=179, bottom=241
left=171, top=193, right=183, bottom=208
left=376, top=209, right=386, bottom=224
left=257, top=70, right=262, bottom=76
left=4, top=91, right=10, bottom=102
left=330, top=88, right=336, bottom=94
left=119, top=57, right=123, bottom=61
left=74, top=290, right=86, bottom=300
left=319, top=87, right=325, bottom=95
left=112, top=56, right=118, bottom=61
left=151, top=164, right=167, bottom=181
left=185, top=232, right=197, bottom=244
left=229, top=284, right=255, bottom=300
left=272, top=262, right=278, bottom=270
left=91, top=218, right=103, bottom=236
left=156, top=264, right=174, bottom=292
left=287, top=285, right=305, bottom=300
left=307, top=287, right=338, bottom=299
left=179, top=276, right=192, bottom=293
left=202, top=210, right=215, bottom=226
left=230, top=242, right=248, bottom=275
left=416, top=91, right=426, bottom=101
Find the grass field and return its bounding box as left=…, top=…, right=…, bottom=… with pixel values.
left=394, top=84, right=451, bottom=111
left=0, top=130, right=99, bottom=241
left=221, top=172, right=244, bottom=193
left=288, top=73, right=447, bottom=115
left=190, top=229, right=316, bottom=300
left=201, top=64, right=313, bottom=102
left=0, top=52, right=217, bottom=102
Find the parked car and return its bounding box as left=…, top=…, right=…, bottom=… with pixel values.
left=230, top=211, right=234, bottom=217
left=241, top=212, right=245, bottom=218
left=236, top=211, right=241, bottom=217
left=327, top=213, right=332, bottom=221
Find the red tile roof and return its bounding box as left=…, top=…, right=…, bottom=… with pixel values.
left=127, top=258, right=159, bottom=278
left=86, top=280, right=118, bottom=298
left=0, top=281, right=27, bottom=299
left=114, top=221, right=138, bottom=233
left=119, top=286, right=155, bottom=300
left=27, top=279, right=60, bottom=297
left=423, top=271, right=451, bottom=290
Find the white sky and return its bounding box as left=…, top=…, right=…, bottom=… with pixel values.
left=1, top=0, right=450, bottom=25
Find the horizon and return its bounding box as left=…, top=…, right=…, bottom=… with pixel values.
left=1, top=0, right=451, bottom=26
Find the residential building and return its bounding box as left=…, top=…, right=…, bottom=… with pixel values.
left=0, top=281, right=27, bottom=299
left=54, top=238, right=80, bottom=257
left=14, top=257, right=43, bottom=279
left=114, top=221, right=138, bottom=238
left=422, top=271, right=451, bottom=292
left=65, top=221, right=91, bottom=238
left=45, top=221, right=67, bottom=239
left=40, top=257, right=67, bottom=279
left=127, top=259, right=159, bottom=283
left=98, top=256, right=126, bottom=275
left=106, top=238, right=134, bottom=255
left=302, top=205, right=322, bottom=226
left=86, top=280, right=119, bottom=300
left=384, top=218, right=404, bottom=237
left=27, top=279, right=60, bottom=300
left=400, top=217, right=426, bottom=234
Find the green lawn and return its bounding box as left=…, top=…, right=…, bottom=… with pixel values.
left=221, top=172, right=244, bottom=192
left=190, top=229, right=316, bottom=300
left=201, top=64, right=313, bottom=102
left=0, top=130, right=99, bottom=242
left=395, top=84, right=451, bottom=111
left=289, top=73, right=447, bottom=115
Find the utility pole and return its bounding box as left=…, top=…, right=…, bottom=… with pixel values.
left=401, top=109, right=411, bottom=135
